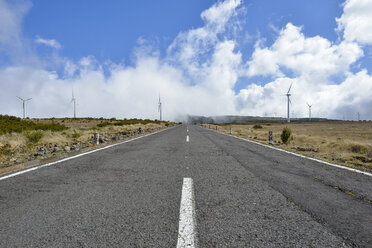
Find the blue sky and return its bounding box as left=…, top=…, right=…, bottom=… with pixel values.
left=24, top=0, right=344, bottom=65
left=1, top=0, right=372, bottom=120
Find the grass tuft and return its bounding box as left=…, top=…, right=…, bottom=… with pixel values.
left=25, top=131, right=43, bottom=144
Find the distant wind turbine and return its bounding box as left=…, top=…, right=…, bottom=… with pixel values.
left=307, top=102, right=312, bottom=121
left=17, top=96, right=32, bottom=119
left=158, top=95, right=162, bottom=121
left=71, top=89, right=76, bottom=118
left=285, top=83, right=292, bottom=123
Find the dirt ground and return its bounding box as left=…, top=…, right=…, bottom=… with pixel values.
left=202, top=121, right=372, bottom=173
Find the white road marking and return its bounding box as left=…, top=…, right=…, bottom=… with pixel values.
left=208, top=128, right=372, bottom=177
left=177, top=178, right=197, bottom=248
left=186, top=135, right=189, bottom=142
left=0, top=126, right=178, bottom=181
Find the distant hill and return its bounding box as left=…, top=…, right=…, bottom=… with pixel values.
left=186, top=115, right=339, bottom=124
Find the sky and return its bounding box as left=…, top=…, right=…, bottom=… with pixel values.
left=0, top=0, right=372, bottom=121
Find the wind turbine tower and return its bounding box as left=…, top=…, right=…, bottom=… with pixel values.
left=17, top=96, right=32, bottom=119
left=158, top=95, right=162, bottom=121
left=71, top=89, right=77, bottom=118
left=286, top=83, right=292, bottom=123
left=307, top=102, right=312, bottom=121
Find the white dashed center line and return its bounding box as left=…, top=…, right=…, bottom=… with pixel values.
left=186, top=135, right=189, bottom=142
left=177, top=178, right=197, bottom=248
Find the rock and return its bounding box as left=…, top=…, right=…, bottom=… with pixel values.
left=71, top=145, right=79, bottom=151
left=53, top=146, right=62, bottom=152
left=64, top=146, right=71, bottom=152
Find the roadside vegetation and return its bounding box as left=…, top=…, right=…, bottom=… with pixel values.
left=0, top=116, right=175, bottom=175
left=0, top=115, right=67, bottom=134
left=202, top=122, right=372, bottom=172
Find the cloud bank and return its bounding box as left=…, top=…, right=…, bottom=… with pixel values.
left=0, top=0, right=371, bottom=121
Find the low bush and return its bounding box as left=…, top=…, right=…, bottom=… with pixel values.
left=0, top=115, right=67, bottom=134
left=0, top=145, right=12, bottom=156
left=95, top=118, right=167, bottom=128
left=281, top=127, right=292, bottom=144
left=25, top=131, right=43, bottom=144
left=350, top=144, right=366, bottom=154
left=253, top=124, right=263, bottom=129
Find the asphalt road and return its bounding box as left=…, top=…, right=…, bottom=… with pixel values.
left=0, top=125, right=371, bottom=247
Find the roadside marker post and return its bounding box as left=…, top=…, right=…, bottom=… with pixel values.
left=94, top=132, right=99, bottom=145
left=230, top=128, right=232, bottom=135
left=269, top=131, right=273, bottom=145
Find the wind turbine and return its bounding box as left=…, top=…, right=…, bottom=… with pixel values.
left=17, top=96, right=32, bottom=119
left=71, top=89, right=76, bottom=118
left=307, top=102, right=312, bottom=121
left=158, top=95, right=162, bottom=121
left=286, top=83, right=292, bottom=123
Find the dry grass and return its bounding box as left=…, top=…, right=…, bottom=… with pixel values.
left=0, top=118, right=175, bottom=175
left=202, top=122, right=372, bottom=172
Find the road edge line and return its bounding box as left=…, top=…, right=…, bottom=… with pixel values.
left=202, top=126, right=372, bottom=177
left=0, top=125, right=179, bottom=181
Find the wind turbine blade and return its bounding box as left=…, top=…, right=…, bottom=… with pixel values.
left=26, top=98, right=32, bottom=101
left=287, top=83, right=292, bottom=94
left=17, top=96, right=23, bottom=101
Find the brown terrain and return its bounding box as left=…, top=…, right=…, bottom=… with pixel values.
left=0, top=118, right=176, bottom=176
left=202, top=121, right=372, bottom=173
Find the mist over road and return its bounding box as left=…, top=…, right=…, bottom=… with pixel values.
left=0, top=125, right=370, bottom=247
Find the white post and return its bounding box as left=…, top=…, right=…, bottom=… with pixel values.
left=94, top=132, right=99, bottom=145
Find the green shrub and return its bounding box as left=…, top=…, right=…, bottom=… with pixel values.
left=253, top=124, right=263, bottom=129
left=33, top=123, right=67, bottom=132
left=25, top=131, right=43, bottom=144
left=95, top=118, right=170, bottom=128
left=0, top=145, right=12, bottom=156
left=0, top=115, right=67, bottom=134
left=281, top=127, right=292, bottom=144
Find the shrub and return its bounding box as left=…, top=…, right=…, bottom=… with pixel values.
left=0, top=145, right=12, bottom=156
left=253, top=124, right=263, bottom=129
left=281, top=127, right=292, bottom=144
left=0, top=115, right=67, bottom=134
left=350, top=144, right=366, bottom=154
left=95, top=118, right=170, bottom=128
left=25, top=131, right=43, bottom=144
left=33, top=123, right=67, bottom=132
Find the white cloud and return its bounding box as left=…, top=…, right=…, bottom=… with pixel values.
left=247, top=23, right=363, bottom=80
left=167, top=0, right=242, bottom=78
left=336, top=0, right=372, bottom=45
left=35, top=36, right=61, bottom=49
left=0, top=0, right=31, bottom=47
left=0, top=0, right=32, bottom=62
